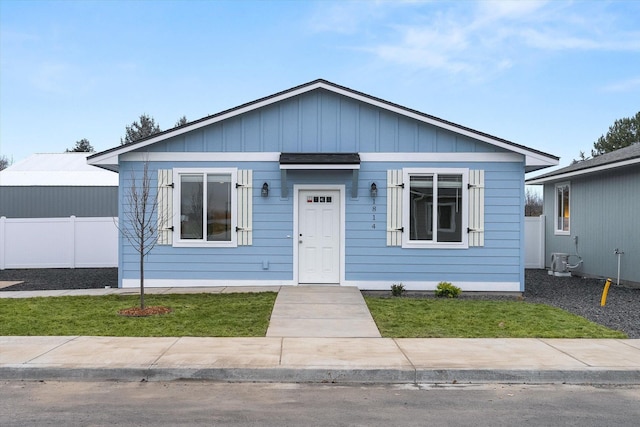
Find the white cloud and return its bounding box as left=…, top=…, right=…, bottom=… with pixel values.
left=601, top=76, right=640, bottom=93
left=310, top=1, right=640, bottom=80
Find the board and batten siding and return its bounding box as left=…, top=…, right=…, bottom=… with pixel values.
left=543, top=166, right=639, bottom=285
left=144, top=90, right=507, bottom=155
left=119, top=159, right=524, bottom=291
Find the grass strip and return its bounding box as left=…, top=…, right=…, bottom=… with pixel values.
left=0, top=293, right=277, bottom=337
left=364, top=297, right=627, bottom=338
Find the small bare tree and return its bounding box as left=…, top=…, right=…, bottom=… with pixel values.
left=525, top=187, right=543, bottom=217
left=119, top=161, right=158, bottom=309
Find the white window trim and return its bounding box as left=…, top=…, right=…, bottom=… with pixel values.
left=402, top=168, right=469, bottom=249
left=173, top=168, right=238, bottom=247
left=554, top=181, right=570, bottom=236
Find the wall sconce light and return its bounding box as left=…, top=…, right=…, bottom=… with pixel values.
left=261, top=182, right=269, bottom=197
left=370, top=182, right=377, bottom=198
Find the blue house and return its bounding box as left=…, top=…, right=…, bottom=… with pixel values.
left=88, top=79, right=558, bottom=292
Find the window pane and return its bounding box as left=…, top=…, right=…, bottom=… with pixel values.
left=180, top=175, right=203, bottom=239
left=409, top=176, right=433, bottom=241
left=556, top=185, right=569, bottom=232
left=207, top=174, right=232, bottom=241
left=562, top=185, right=569, bottom=231
left=437, top=175, right=462, bottom=242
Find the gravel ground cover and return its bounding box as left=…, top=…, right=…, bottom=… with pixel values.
left=1, top=267, right=638, bottom=338
left=0, top=268, right=117, bottom=291
left=523, top=269, right=639, bottom=339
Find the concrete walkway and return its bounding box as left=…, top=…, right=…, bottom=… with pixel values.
left=267, top=286, right=381, bottom=338
left=2, top=287, right=640, bottom=384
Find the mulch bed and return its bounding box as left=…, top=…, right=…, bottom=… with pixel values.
left=117, top=306, right=173, bottom=317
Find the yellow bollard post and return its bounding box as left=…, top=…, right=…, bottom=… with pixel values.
left=600, top=278, right=612, bottom=307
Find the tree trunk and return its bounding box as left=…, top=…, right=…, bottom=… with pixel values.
left=139, top=241, right=145, bottom=310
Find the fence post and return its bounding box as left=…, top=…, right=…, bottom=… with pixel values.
left=70, top=215, right=76, bottom=269
left=538, top=215, right=546, bottom=269
left=0, top=216, right=5, bottom=270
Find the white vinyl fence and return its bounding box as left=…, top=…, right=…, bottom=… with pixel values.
left=0, top=216, right=118, bottom=269
left=525, top=215, right=545, bottom=269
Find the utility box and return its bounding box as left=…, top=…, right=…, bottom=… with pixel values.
left=549, top=253, right=571, bottom=277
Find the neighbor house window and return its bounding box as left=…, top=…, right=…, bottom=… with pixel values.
left=403, top=169, right=468, bottom=248
left=174, top=168, right=237, bottom=247
left=555, top=182, right=570, bottom=235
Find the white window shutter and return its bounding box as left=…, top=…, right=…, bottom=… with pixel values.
left=157, top=169, right=174, bottom=245
left=468, top=170, right=485, bottom=247
left=386, top=170, right=403, bottom=246
left=237, top=170, right=253, bottom=246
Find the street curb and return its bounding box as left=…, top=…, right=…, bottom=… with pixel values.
left=3, top=367, right=640, bottom=385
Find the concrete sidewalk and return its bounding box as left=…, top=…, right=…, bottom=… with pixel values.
left=2, top=336, right=640, bottom=384
left=2, top=287, right=640, bottom=384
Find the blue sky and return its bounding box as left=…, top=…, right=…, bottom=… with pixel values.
left=1, top=0, right=639, bottom=177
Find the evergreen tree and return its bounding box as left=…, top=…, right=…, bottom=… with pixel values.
left=66, top=138, right=94, bottom=152
left=0, top=155, right=11, bottom=171
left=120, top=114, right=162, bottom=145
left=175, top=115, right=188, bottom=127
left=591, top=111, right=640, bottom=156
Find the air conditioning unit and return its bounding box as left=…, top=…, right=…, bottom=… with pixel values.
left=549, top=253, right=571, bottom=277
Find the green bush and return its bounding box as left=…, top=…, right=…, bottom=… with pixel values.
left=435, top=281, right=461, bottom=298
left=391, top=283, right=405, bottom=297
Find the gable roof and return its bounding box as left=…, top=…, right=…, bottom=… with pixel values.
left=0, top=153, right=118, bottom=186
left=526, top=143, right=640, bottom=184
left=88, top=79, right=558, bottom=172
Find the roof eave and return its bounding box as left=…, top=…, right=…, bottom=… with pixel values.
left=526, top=157, right=640, bottom=184
left=87, top=79, right=559, bottom=167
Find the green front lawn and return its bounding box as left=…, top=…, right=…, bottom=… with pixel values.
left=0, top=292, right=627, bottom=338
left=0, top=293, right=277, bottom=337
left=364, top=297, right=627, bottom=338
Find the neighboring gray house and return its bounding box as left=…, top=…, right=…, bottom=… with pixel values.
left=89, top=79, right=558, bottom=291
left=0, top=153, right=118, bottom=218
left=527, top=143, right=640, bottom=286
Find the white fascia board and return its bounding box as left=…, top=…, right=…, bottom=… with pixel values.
left=525, top=152, right=559, bottom=168
left=526, top=157, right=640, bottom=184
left=360, top=152, right=523, bottom=163
left=120, top=152, right=280, bottom=162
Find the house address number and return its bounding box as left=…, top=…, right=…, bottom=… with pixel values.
left=371, top=198, right=376, bottom=229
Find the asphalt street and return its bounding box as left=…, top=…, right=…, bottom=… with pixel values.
left=1, top=381, right=639, bottom=426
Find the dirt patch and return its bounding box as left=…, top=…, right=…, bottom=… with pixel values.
left=117, top=306, right=173, bottom=317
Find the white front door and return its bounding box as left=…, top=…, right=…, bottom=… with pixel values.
left=298, top=190, right=340, bottom=284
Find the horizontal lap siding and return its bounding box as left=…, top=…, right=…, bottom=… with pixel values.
left=344, top=162, right=523, bottom=288
left=122, top=89, right=524, bottom=288
left=119, top=161, right=293, bottom=283
left=120, top=160, right=523, bottom=287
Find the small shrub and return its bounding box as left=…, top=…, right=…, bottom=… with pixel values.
left=391, top=283, right=405, bottom=297
left=435, top=281, right=461, bottom=298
